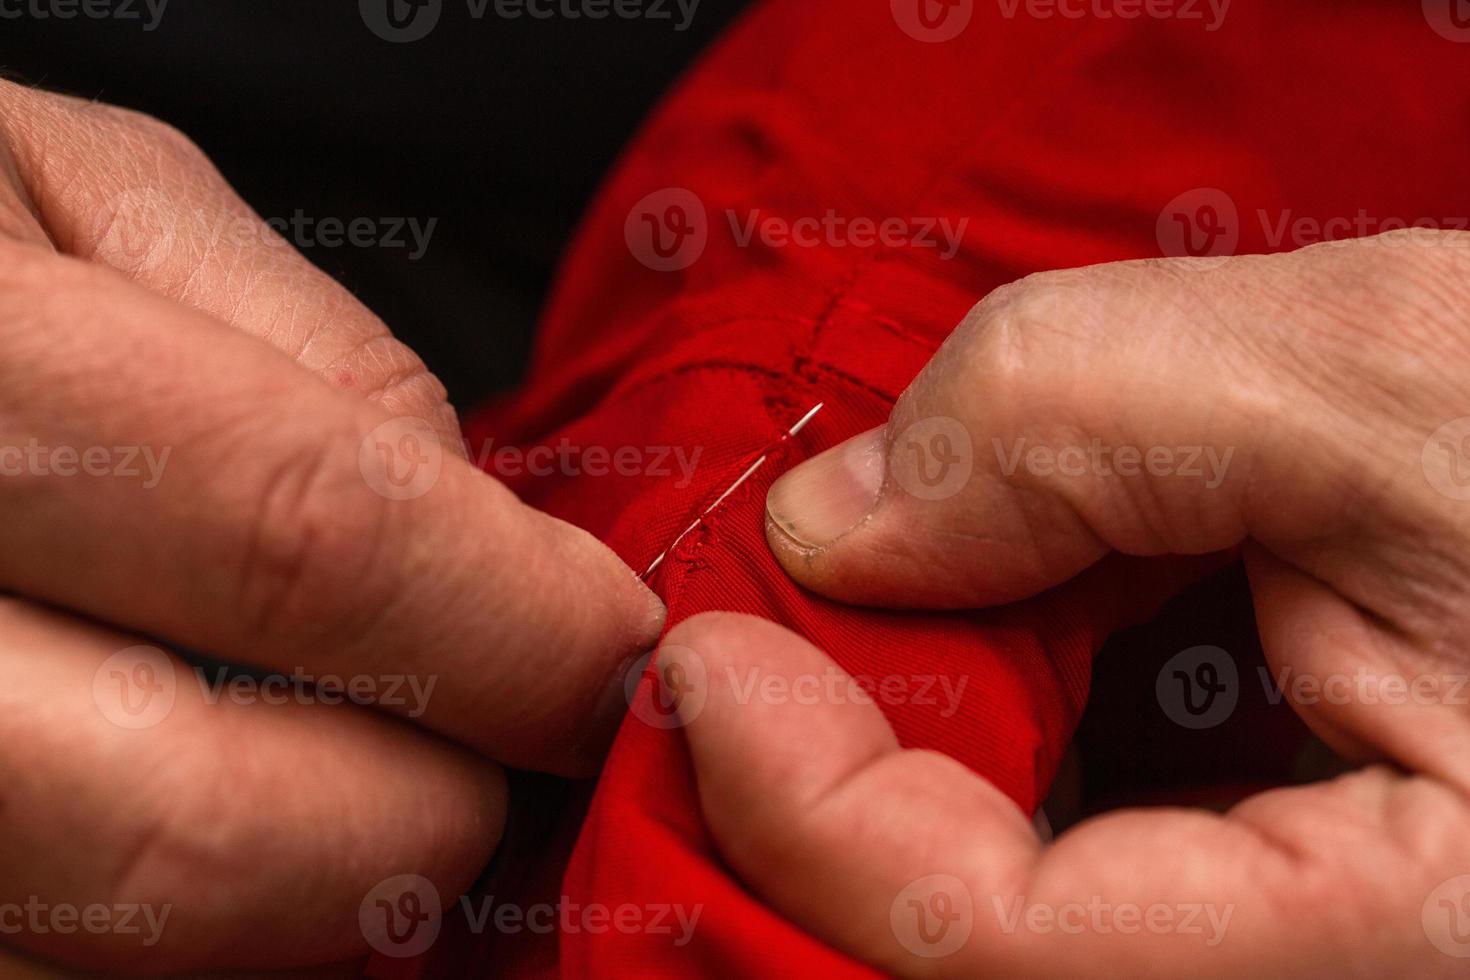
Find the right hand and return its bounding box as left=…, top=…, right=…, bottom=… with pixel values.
left=0, top=81, right=664, bottom=976
left=667, top=232, right=1470, bottom=977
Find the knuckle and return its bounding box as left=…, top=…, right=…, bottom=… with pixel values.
left=233, top=420, right=401, bottom=648
left=98, top=726, right=326, bottom=972
left=332, top=328, right=461, bottom=440
left=0, top=82, right=209, bottom=174
left=93, top=103, right=210, bottom=174
left=939, top=271, right=1082, bottom=412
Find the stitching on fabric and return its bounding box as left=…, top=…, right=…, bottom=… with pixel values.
left=671, top=311, right=820, bottom=335
left=608, top=360, right=791, bottom=409
left=640, top=26, right=1116, bottom=592
left=646, top=410, right=797, bottom=603
left=841, top=301, right=942, bottom=350
left=801, top=358, right=898, bottom=405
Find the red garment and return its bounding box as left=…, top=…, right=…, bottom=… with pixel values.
left=405, top=2, right=1468, bottom=975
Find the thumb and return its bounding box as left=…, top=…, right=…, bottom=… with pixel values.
left=763, top=238, right=1466, bottom=609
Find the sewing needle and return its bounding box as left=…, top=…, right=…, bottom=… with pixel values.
left=640, top=402, right=825, bottom=580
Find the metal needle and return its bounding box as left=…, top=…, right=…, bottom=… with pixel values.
left=641, top=403, right=825, bottom=580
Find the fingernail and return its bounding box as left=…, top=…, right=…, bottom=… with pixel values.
left=766, top=426, right=886, bottom=549
left=635, top=584, right=668, bottom=641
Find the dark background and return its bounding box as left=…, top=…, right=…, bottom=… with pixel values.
left=0, top=0, right=751, bottom=409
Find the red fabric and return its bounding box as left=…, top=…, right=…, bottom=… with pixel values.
left=431, top=2, right=1467, bottom=975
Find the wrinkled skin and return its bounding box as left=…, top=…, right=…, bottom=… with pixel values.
left=670, top=232, right=1470, bottom=977
left=0, top=82, right=664, bottom=976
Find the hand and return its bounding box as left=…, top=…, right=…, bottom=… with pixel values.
left=0, top=83, right=664, bottom=975
left=667, top=232, right=1470, bottom=976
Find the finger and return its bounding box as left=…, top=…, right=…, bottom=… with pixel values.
left=0, top=597, right=501, bottom=976
left=1242, top=542, right=1470, bottom=790
left=0, top=132, right=49, bottom=249
left=0, top=242, right=664, bottom=774
left=763, top=236, right=1470, bottom=609
left=667, top=613, right=1470, bottom=978
left=0, top=81, right=459, bottom=446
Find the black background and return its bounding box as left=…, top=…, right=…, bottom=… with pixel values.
left=0, top=0, right=751, bottom=409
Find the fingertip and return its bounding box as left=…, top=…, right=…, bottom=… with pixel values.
left=631, top=574, right=669, bottom=643
left=660, top=611, right=900, bottom=788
